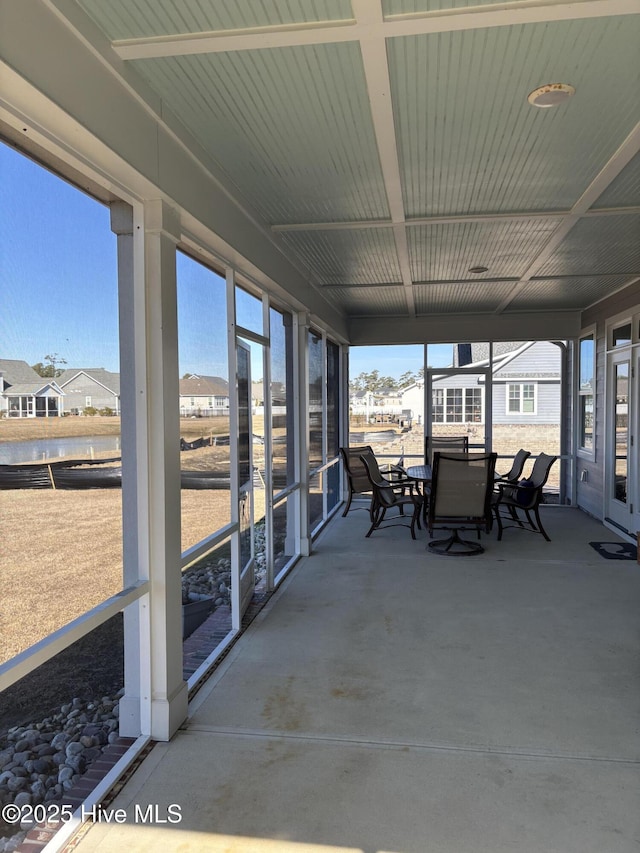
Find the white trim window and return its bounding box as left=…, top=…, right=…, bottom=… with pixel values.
left=507, top=383, right=536, bottom=415
left=433, top=387, right=483, bottom=423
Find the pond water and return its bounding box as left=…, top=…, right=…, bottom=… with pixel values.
left=0, top=435, right=121, bottom=465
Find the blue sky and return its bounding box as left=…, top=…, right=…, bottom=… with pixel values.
left=0, top=142, right=121, bottom=372
left=350, top=343, right=454, bottom=376
left=1, top=141, right=453, bottom=381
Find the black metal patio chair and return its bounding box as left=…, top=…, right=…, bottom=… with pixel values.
left=492, top=452, right=558, bottom=541
left=339, top=445, right=406, bottom=518
left=425, top=435, right=469, bottom=466
left=360, top=452, right=424, bottom=539
left=494, top=448, right=531, bottom=486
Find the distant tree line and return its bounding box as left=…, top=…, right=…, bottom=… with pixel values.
left=349, top=367, right=424, bottom=394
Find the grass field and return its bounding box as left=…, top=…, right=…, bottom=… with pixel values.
left=0, top=415, right=269, bottom=664
left=0, top=414, right=235, bottom=443
left=0, top=485, right=248, bottom=664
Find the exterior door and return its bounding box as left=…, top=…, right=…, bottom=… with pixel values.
left=236, top=340, right=255, bottom=617
left=606, top=349, right=634, bottom=533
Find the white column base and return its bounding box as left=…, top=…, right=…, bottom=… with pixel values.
left=151, top=681, right=189, bottom=741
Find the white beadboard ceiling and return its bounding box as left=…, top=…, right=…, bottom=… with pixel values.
left=69, top=0, right=639, bottom=321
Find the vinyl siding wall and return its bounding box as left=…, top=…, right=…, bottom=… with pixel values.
left=576, top=281, right=640, bottom=522
left=60, top=377, right=119, bottom=413
left=492, top=381, right=560, bottom=424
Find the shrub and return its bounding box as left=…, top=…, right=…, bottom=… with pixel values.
left=84, top=406, right=98, bottom=416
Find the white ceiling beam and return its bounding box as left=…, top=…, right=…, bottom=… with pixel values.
left=351, top=0, right=415, bottom=316
left=113, top=18, right=359, bottom=60
left=349, top=310, right=582, bottom=345
left=272, top=206, right=640, bottom=232
left=382, top=0, right=638, bottom=35
left=496, top=122, right=640, bottom=312
left=111, top=0, right=638, bottom=60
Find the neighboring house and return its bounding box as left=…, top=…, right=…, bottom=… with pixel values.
left=400, top=341, right=562, bottom=425
left=58, top=368, right=121, bottom=415
left=179, top=375, right=229, bottom=417
left=0, top=359, right=64, bottom=417
left=251, top=380, right=264, bottom=407
left=377, top=387, right=402, bottom=410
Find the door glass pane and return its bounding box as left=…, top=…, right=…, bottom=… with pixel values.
left=308, top=330, right=323, bottom=471
left=237, top=343, right=252, bottom=570
left=270, top=307, right=293, bottom=493
left=326, top=340, right=340, bottom=513
left=177, top=254, right=231, bottom=553
left=235, top=286, right=263, bottom=335
left=613, top=362, right=629, bottom=503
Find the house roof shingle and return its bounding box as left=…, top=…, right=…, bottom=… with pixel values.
left=0, top=359, right=42, bottom=385
left=179, top=375, right=229, bottom=397
left=58, top=368, right=121, bottom=394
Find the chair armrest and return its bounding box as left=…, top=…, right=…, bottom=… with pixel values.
left=496, top=481, right=539, bottom=508
left=495, top=482, right=518, bottom=501
left=389, top=463, right=407, bottom=477
left=381, top=473, right=413, bottom=487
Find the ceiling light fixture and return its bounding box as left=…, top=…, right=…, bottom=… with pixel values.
left=528, top=82, right=575, bottom=108
left=468, top=265, right=488, bottom=274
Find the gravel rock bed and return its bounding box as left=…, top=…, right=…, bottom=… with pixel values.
left=0, top=691, right=123, bottom=851
left=0, top=524, right=268, bottom=851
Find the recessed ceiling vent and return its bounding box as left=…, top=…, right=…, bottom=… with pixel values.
left=528, top=83, right=575, bottom=108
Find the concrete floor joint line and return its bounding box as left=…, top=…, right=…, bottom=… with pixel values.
left=183, top=724, right=640, bottom=765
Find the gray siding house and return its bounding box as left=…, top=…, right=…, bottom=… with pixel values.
left=491, top=341, right=562, bottom=424
left=57, top=368, right=121, bottom=415
left=401, top=341, right=562, bottom=425
left=0, top=359, right=64, bottom=417
left=179, top=375, right=229, bottom=417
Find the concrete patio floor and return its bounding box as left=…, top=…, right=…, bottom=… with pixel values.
left=71, top=505, right=640, bottom=853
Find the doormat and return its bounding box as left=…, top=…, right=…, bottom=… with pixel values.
left=589, top=542, right=638, bottom=561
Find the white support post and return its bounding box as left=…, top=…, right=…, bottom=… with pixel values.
left=110, top=201, right=148, bottom=738
left=142, top=199, right=188, bottom=741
